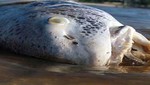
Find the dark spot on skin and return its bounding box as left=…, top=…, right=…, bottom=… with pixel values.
left=90, top=27, right=95, bottom=29
left=12, top=18, right=17, bottom=21
left=10, top=33, right=14, bottom=36
left=28, top=14, right=37, bottom=18
left=86, top=25, right=92, bottom=29
left=93, top=30, right=98, bottom=33
left=87, top=31, right=91, bottom=34
left=43, top=46, right=46, bottom=50
left=21, top=40, right=24, bottom=43
left=60, top=12, right=66, bottom=15
left=15, top=32, right=21, bottom=35
left=49, top=32, right=52, bottom=35
left=15, top=23, right=19, bottom=27
left=74, top=19, right=79, bottom=21
left=24, top=36, right=28, bottom=39
left=95, top=26, right=100, bottom=29
left=58, top=9, right=66, bottom=11
left=15, top=28, right=20, bottom=32
left=18, top=37, right=22, bottom=40
left=68, top=14, right=75, bottom=17
left=106, top=52, right=110, bottom=54
left=40, top=10, right=46, bottom=13
left=31, top=43, right=35, bottom=47
left=81, top=31, right=86, bottom=33
left=52, top=11, right=59, bottom=14
left=85, top=33, right=89, bottom=36
left=78, top=20, right=84, bottom=24
left=3, top=30, right=7, bottom=34
left=8, top=29, right=14, bottom=33
left=103, top=29, right=106, bottom=32
left=87, top=20, right=93, bottom=23
left=77, top=17, right=85, bottom=19
left=46, top=11, right=50, bottom=14
left=38, top=45, right=40, bottom=48
left=72, top=41, right=78, bottom=45
left=18, top=45, right=21, bottom=48
left=40, top=12, right=47, bottom=16
left=50, top=47, right=53, bottom=50
left=83, top=27, right=88, bottom=30
left=87, top=21, right=96, bottom=25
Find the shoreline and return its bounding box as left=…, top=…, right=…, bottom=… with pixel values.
left=80, top=2, right=123, bottom=8
left=80, top=2, right=150, bottom=9
left=0, top=1, right=149, bottom=9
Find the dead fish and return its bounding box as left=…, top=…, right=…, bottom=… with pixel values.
left=0, top=1, right=150, bottom=66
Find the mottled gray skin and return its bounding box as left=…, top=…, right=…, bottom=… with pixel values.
left=0, top=1, right=123, bottom=66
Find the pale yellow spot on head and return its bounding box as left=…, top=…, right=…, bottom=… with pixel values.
left=49, top=17, right=70, bottom=26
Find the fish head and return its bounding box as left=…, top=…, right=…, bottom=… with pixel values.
left=27, top=1, right=112, bottom=66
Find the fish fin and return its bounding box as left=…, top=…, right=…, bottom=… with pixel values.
left=125, top=52, right=146, bottom=65
left=110, top=25, right=135, bottom=65
left=133, top=32, right=150, bottom=54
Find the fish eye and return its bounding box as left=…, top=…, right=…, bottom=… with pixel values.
left=49, top=17, right=70, bottom=25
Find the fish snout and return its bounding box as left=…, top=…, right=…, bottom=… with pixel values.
left=83, top=40, right=111, bottom=66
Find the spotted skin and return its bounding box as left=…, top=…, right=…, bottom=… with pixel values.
left=1, top=1, right=146, bottom=66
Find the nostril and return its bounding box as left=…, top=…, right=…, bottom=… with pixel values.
left=132, top=48, right=138, bottom=51
left=63, top=35, right=78, bottom=45
left=72, top=41, right=78, bottom=45
left=64, top=35, right=75, bottom=40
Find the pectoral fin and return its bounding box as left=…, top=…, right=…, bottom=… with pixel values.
left=110, top=25, right=150, bottom=65
left=133, top=32, right=150, bottom=54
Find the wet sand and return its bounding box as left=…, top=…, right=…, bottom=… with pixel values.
left=0, top=2, right=150, bottom=85
left=1, top=48, right=150, bottom=85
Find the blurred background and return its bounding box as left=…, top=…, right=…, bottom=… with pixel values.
left=1, top=0, right=150, bottom=8
left=77, top=0, right=150, bottom=38
left=78, top=0, right=150, bottom=8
